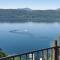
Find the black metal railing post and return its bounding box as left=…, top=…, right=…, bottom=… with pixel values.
left=54, top=40, right=58, bottom=60
left=26, top=54, right=27, bottom=60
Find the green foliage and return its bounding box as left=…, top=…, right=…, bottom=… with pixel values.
left=0, top=51, right=6, bottom=58
left=0, top=48, right=6, bottom=58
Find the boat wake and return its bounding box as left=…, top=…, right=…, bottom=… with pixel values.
left=9, top=29, right=33, bottom=37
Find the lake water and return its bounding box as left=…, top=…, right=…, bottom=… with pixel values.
left=0, top=22, right=60, bottom=54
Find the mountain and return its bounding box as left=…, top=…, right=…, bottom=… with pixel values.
left=0, top=9, right=60, bottom=23
left=22, top=8, right=32, bottom=11
left=17, top=8, right=32, bottom=11
left=56, top=8, right=60, bottom=11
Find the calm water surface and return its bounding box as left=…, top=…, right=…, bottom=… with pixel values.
left=0, top=22, right=60, bottom=54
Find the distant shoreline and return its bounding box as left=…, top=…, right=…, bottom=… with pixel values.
left=0, top=9, right=60, bottom=23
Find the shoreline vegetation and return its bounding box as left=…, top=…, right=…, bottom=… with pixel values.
left=0, top=48, right=6, bottom=58
left=0, top=8, right=60, bottom=23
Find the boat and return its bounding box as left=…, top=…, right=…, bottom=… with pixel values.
left=9, top=29, right=29, bottom=34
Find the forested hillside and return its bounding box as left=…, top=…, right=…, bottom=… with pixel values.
left=0, top=9, right=60, bottom=23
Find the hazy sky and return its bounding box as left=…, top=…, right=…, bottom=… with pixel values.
left=0, top=0, right=60, bottom=10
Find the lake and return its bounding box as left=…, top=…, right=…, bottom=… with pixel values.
left=0, top=22, right=60, bottom=54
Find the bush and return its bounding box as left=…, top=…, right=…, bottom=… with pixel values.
left=0, top=48, right=6, bottom=58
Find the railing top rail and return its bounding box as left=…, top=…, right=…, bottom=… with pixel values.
left=0, top=46, right=59, bottom=60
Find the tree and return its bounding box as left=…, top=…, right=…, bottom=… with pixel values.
left=0, top=48, right=6, bottom=58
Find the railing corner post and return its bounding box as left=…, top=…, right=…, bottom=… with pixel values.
left=54, top=40, right=58, bottom=60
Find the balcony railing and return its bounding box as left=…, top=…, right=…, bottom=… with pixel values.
left=0, top=40, right=60, bottom=60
